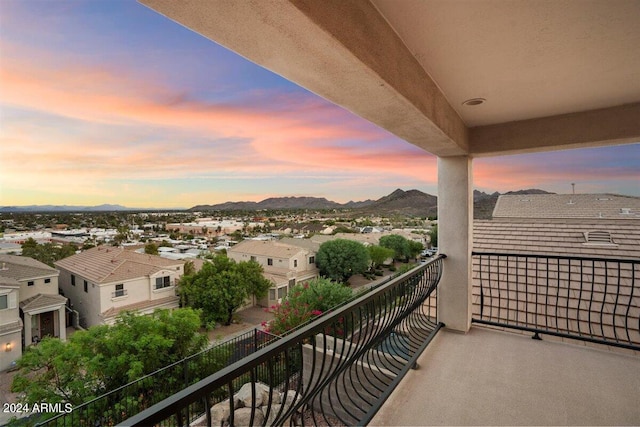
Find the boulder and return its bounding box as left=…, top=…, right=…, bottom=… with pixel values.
left=232, top=407, right=264, bottom=426
left=283, top=390, right=302, bottom=409
left=210, top=399, right=232, bottom=426
left=235, top=382, right=279, bottom=407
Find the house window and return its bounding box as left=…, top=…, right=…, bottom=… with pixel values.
left=288, top=279, right=296, bottom=290
left=71, top=275, right=76, bottom=286
left=114, top=284, right=125, bottom=298
left=0, top=295, right=7, bottom=310
left=309, top=256, right=315, bottom=264
left=269, top=289, right=276, bottom=301
left=294, top=260, right=298, bottom=268
left=45, top=278, right=51, bottom=284
left=278, top=286, right=287, bottom=299
left=250, top=256, right=256, bottom=262
left=155, top=276, right=171, bottom=289
left=27, top=281, right=34, bottom=286
left=84, top=280, right=88, bottom=293
left=267, top=258, right=273, bottom=266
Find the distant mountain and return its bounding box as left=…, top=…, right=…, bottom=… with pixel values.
left=360, top=189, right=438, bottom=217
left=191, top=189, right=438, bottom=216
left=190, top=188, right=554, bottom=217
left=0, top=204, right=136, bottom=213
left=190, top=196, right=343, bottom=211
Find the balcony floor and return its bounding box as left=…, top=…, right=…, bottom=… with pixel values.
left=371, top=326, right=640, bottom=426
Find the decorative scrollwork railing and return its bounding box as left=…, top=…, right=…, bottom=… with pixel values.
left=121, top=255, right=445, bottom=427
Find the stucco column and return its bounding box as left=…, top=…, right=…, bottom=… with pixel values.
left=23, top=313, right=32, bottom=346
left=437, top=156, right=473, bottom=332
left=58, top=307, right=67, bottom=341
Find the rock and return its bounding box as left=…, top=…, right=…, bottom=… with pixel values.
left=283, top=390, right=302, bottom=409
left=232, top=407, right=264, bottom=426
left=235, top=382, right=279, bottom=407
left=211, top=399, right=231, bottom=426
left=263, top=403, right=293, bottom=426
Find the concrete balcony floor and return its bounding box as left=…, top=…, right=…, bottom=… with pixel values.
left=371, top=326, right=640, bottom=426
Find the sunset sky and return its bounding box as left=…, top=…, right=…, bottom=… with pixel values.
left=1, top=1, right=638, bottom=209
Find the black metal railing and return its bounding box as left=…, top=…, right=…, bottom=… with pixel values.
left=472, top=252, right=640, bottom=350
left=112, top=289, right=128, bottom=298
left=36, top=328, right=279, bottom=426
left=119, top=255, right=445, bottom=427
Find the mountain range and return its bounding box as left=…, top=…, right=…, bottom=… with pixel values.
left=190, top=188, right=553, bottom=218
left=1, top=188, right=553, bottom=217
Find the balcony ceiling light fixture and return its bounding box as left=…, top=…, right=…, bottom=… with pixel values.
left=462, top=98, right=486, bottom=106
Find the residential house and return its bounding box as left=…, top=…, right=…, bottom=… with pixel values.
left=227, top=239, right=319, bottom=307
left=55, top=246, right=184, bottom=327
left=0, top=255, right=67, bottom=371
left=0, top=275, right=21, bottom=371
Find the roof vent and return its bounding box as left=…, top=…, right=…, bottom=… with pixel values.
left=597, top=197, right=611, bottom=201
left=620, top=208, right=631, bottom=215
left=567, top=199, right=575, bottom=205
left=583, top=231, right=614, bottom=244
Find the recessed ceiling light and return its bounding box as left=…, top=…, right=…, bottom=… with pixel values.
left=462, top=98, right=486, bottom=106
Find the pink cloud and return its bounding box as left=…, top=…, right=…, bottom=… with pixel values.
left=1, top=41, right=436, bottom=187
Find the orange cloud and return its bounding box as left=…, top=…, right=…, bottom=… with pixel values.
left=0, top=41, right=436, bottom=189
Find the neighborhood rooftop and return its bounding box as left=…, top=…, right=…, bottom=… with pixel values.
left=493, top=194, right=640, bottom=220
left=54, top=246, right=183, bottom=284
left=0, top=254, right=59, bottom=280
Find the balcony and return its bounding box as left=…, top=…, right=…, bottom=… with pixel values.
left=111, top=256, right=445, bottom=426
left=37, top=253, right=639, bottom=426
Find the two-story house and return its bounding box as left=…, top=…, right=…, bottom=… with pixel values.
left=0, top=255, right=67, bottom=371
left=55, top=247, right=184, bottom=327
left=227, top=239, right=319, bottom=307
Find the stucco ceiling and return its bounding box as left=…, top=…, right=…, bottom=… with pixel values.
left=372, top=0, right=640, bottom=127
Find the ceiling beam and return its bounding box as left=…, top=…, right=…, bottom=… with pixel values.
left=470, top=103, right=640, bottom=157
left=139, top=0, right=469, bottom=157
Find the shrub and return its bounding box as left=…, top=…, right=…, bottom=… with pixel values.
left=265, top=277, right=353, bottom=335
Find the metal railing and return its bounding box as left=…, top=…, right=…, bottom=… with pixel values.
left=36, top=329, right=279, bottom=426
left=111, top=289, right=128, bottom=298
left=472, top=252, right=640, bottom=350
left=120, top=255, right=445, bottom=426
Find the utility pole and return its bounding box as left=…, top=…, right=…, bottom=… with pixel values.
left=571, top=183, right=575, bottom=194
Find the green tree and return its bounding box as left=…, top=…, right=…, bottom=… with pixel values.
left=379, top=234, right=410, bottom=262
left=179, top=255, right=271, bottom=326
left=407, top=240, right=424, bottom=260
left=11, top=308, right=206, bottom=406
left=144, top=242, right=159, bottom=255
left=316, top=239, right=370, bottom=283
left=368, top=245, right=395, bottom=270
left=20, top=240, right=77, bottom=267
left=428, top=224, right=438, bottom=248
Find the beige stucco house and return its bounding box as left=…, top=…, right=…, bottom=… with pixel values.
left=0, top=255, right=67, bottom=371
left=55, top=247, right=184, bottom=327
left=227, top=239, right=319, bottom=307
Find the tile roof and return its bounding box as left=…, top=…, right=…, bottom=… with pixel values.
left=54, top=246, right=183, bottom=284
left=0, top=254, right=59, bottom=281
left=279, top=237, right=321, bottom=252
left=228, top=240, right=308, bottom=258
left=474, top=220, right=640, bottom=260
left=20, top=293, right=67, bottom=312
left=493, top=194, right=640, bottom=220
left=101, top=295, right=179, bottom=319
